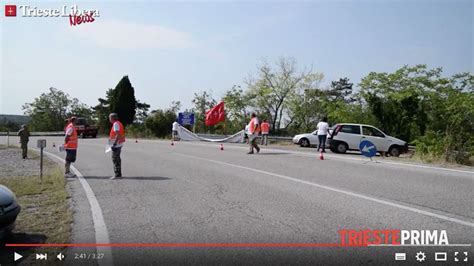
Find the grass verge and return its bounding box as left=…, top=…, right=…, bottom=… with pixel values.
left=2, top=168, right=72, bottom=244
left=0, top=148, right=72, bottom=264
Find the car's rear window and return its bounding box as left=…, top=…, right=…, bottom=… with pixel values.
left=340, top=125, right=361, bottom=135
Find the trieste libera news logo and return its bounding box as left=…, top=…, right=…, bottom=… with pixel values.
left=4, top=4, right=100, bottom=26
left=5, top=5, right=16, bottom=17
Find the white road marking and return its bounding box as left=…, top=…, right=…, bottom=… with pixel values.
left=10, top=136, right=473, bottom=175
left=288, top=150, right=474, bottom=175
left=163, top=140, right=474, bottom=175
left=39, top=150, right=113, bottom=266
left=176, top=153, right=474, bottom=228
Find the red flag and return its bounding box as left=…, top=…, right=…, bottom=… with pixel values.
left=205, top=102, right=225, bottom=126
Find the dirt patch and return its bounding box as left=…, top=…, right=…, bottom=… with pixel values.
left=0, top=147, right=56, bottom=178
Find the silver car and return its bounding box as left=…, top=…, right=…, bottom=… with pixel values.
left=0, top=185, right=21, bottom=239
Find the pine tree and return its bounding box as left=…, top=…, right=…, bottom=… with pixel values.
left=109, top=76, right=137, bottom=127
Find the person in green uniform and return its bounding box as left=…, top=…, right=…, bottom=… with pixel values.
left=17, top=124, right=30, bottom=159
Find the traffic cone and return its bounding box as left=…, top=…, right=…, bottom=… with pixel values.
left=220, top=144, right=224, bottom=151
left=319, top=151, right=324, bottom=160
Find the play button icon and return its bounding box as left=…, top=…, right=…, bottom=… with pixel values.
left=14, top=252, right=23, bottom=261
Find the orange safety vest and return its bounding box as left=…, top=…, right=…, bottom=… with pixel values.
left=109, top=121, right=126, bottom=144
left=261, top=122, right=270, bottom=134
left=248, top=118, right=260, bottom=134
left=64, top=123, right=78, bottom=149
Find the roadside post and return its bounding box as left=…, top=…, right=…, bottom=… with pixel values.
left=6, top=131, right=9, bottom=147
left=359, top=140, right=377, bottom=163
left=37, top=139, right=47, bottom=180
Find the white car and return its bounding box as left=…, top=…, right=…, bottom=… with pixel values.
left=328, top=123, right=408, bottom=156
left=293, top=123, right=407, bottom=157
left=293, top=130, right=323, bottom=148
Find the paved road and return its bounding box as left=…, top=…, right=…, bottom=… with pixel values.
left=2, top=136, right=473, bottom=265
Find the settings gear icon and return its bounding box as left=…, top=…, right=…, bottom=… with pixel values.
left=415, top=251, right=426, bottom=262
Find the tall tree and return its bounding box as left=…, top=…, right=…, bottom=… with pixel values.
left=323, top=78, right=376, bottom=127
left=144, top=108, right=177, bottom=138
left=135, top=100, right=151, bottom=124
left=23, top=87, right=93, bottom=131
left=420, top=73, right=474, bottom=163
left=359, top=65, right=436, bottom=141
left=222, top=85, right=250, bottom=132
left=94, top=76, right=149, bottom=132
left=327, top=77, right=354, bottom=103
left=358, top=65, right=473, bottom=164
left=191, top=90, right=217, bottom=133
left=109, top=76, right=137, bottom=126
left=286, top=87, right=326, bottom=133
left=93, top=88, right=114, bottom=133
left=246, top=57, right=323, bottom=133
left=169, top=101, right=182, bottom=113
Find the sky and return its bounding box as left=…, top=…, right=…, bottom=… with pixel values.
left=1, top=0, right=472, bottom=115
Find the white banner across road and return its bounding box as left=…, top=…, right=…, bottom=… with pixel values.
left=177, top=124, right=244, bottom=143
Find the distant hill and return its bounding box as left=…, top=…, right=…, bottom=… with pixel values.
left=0, top=114, right=32, bottom=125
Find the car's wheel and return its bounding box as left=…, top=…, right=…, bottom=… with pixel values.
left=336, top=142, right=348, bottom=153
left=389, top=146, right=401, bottom=157
left=92, top=134, right=97, bottom=138
left=299, top=138, right=310, bottom=148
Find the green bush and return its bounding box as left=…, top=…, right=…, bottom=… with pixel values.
left=413, top=131, right=446, bottom=162
left=126, top=123, right=151, bottom=138
left=144, top=109, right=177, bottom=138
left=414, top=131, right=473, bottom=165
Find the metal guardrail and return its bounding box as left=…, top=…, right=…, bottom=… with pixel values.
left=197, top=133, right=293, bottom=142
left=0, top=131, right=64, bottom=136
left=0, top=131, right=415, bottom=150
left=197, top=134, right=416, bottom=152
left=267, top=136, right=293, bottom=141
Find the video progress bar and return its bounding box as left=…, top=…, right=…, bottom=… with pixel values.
left=5, top=243, right=369, bottom=247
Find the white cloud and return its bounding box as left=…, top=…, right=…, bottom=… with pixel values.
left=68, top=20, right=194, bottom=50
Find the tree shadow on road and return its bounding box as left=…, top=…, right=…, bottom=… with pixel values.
left=84, top=176, right=171, bottom=181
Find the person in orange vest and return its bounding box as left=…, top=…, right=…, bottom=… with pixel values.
left=260, top=119, right=270, bottom=146
left=109, top=113, right=125, bottom=179
left=64, top=116, right=78, bottom=178
left=247, top=113, right=261, bottom=154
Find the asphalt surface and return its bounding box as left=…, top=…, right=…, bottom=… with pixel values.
left=1, top=136, right=473, bottom=265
